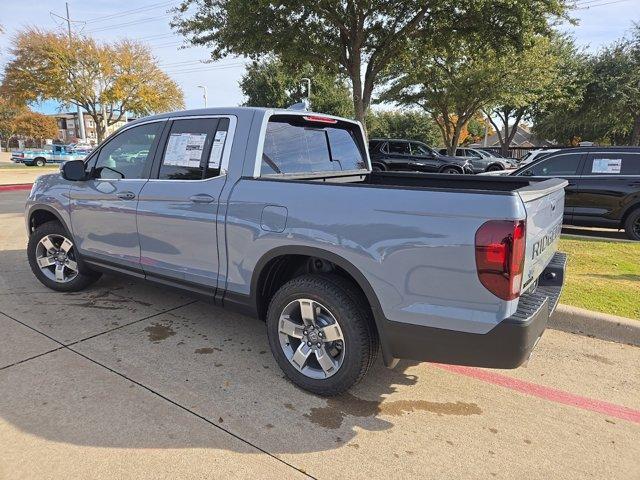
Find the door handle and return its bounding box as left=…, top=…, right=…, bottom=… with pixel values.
left=189, top=193, right=215, bottom=204
left=116, top=191, right=136, bottom=200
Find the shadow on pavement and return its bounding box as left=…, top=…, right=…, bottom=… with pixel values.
left=0, top=248, right=479, bottom=455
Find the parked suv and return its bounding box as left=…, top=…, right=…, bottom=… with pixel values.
left=439, top=147, right=517, bottom=173
left=509, top=147, right=640, bottom=240
left=369, top=139, right=473, bottom=174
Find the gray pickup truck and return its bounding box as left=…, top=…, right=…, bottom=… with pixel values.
left=25, top=108, right=567, bottom=395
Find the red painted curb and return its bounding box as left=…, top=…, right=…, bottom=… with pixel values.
left=0, top=183, right=33, bottom=192
left=435, top=363, right=640, bottom=425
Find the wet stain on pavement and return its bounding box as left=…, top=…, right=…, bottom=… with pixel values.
left=195, top=348, right=214, bottom=354
left=583, top=353, right=615, bottom=365
left=305, top=393, right=482, bottom=429
left=144, top=323, right=176, bottom=342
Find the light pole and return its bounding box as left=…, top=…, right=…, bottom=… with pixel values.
left=301, top=78, right=311, bottom=109
left=197, top=85, right=208, bottom=108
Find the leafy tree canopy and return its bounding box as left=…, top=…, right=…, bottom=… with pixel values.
left=1, top=29, right=185, bottom=142
left=239, top=58, right=353, bottom=117
left=172, top=0, right=569, bottom=124
left=366, top=109, right=440, bottom=146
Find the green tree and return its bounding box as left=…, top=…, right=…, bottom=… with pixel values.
left=1, top=29, right=184, bottom=142
left=172, top=0, right=569, bottom=125
left=239, top=58, right=353, bottom=117
left=482, top=36, right=566, bottom=155
left=366, top=109, right=440, bottom=146
left=533, top=28, right=640, bottom=145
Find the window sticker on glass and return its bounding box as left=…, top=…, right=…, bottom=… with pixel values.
left=209, top=130, right=227, bottom=168
left=164, top=133, right=208, bottom=167
left=592, top=158, right=622, bottom=174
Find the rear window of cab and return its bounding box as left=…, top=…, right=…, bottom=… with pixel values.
left=260, top=115, right=367, bottom=175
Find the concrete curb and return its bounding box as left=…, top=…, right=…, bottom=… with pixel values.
left=550, top=304, right=640, bottom=346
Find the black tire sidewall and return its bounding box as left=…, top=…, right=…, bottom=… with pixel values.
left=27, top=221, right=100, bottom=291
left=624, top=209, right=640, bottom=241
left=266, top=274, right=374, bottom=396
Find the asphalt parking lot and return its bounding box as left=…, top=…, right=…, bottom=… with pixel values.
left=1, top=189, right=639, bottom=479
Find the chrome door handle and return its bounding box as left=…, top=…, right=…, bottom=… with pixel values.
left=189, top=193, right=215, bottom=203
left=116, top=191, right=136, bottom=200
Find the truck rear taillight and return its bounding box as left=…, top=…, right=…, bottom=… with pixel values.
left=475, top=220, right=526, bottom=301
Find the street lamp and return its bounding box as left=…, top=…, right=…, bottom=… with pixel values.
left=301, top=78, right=311, bottom=110
left=197, top=85, right=208, bottom=108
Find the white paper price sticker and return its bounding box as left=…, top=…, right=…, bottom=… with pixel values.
left=208, top=130, right=227, bottom=169
left=592, top=158, right=622, bottom=174
left=164, top=133, right=208, bottom=167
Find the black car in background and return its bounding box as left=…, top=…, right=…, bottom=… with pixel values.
left=368, top=139, right=473, bottom=174
left=508, top=147, right=640, bottom=240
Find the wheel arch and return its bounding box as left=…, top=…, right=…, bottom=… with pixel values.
left=620, top=201, right=640, bottom=228
left=250, top=245, right=393, bottom=364
left=28, top=205, right=70, bottom=235
left=438, top=164, right=463, bottom=174
left=486, top=162, right=505, bottom=171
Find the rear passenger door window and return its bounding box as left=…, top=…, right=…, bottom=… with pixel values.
left=584, top=153, right=640, bottom=175
left=388, top=141, right=411, bottom=155
left=527, top=153, right=582, bottom=176
left=158, top=118, right=230, bottom=180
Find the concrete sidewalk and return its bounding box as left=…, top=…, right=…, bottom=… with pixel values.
left=1, top=190, right=639, bottom=479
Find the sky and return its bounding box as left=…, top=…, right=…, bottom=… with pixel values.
left=0, top=0, right=638, bottom=115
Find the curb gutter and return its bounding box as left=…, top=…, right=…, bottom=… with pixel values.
left=550, top=304, right=640, bottom=347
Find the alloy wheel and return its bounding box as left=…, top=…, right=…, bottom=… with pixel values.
left=36, top=234, right=79, bottom=283
left=277, top=298, right=345, bottom=379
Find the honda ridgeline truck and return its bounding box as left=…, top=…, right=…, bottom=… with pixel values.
left=25, top=108, right=567, bottom=395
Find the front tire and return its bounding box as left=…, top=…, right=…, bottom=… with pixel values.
left=34, top=157, right=46, bottom=167
left=440, top=166, right=461, bottom=174
left=624, top=209, right=640, bottom=241
left=27, top=221, right=101, bottom=291
left=266, top=274, right=378, bottom=396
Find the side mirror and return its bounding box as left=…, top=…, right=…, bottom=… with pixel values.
left=61, top=160, right=86, bottom=181
left=522, top=169, right=534, bottom=177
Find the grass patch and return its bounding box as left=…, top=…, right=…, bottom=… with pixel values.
left=559, top=237, right=640, bottom=319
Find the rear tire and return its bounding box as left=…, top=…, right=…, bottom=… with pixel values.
left=624, top=209, right=640, bottom=241
left=371, top=163, right=386, bottom=172
left=266, top=274, right=378, bottom=396
left=440, top=166, right=461, bottom=174
left=486, top=164, right=503, bottom=172
left=27, top=221, right=101, bottom=292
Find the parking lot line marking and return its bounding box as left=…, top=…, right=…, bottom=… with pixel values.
left=435, top=364, right=640, bottom=425
left=0, top=183, right=33, bottom=192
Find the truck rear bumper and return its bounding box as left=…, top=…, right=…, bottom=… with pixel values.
left=383, top=252, right=567, bottom=369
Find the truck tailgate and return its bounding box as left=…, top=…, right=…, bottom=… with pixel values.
left=517, top=178, right=567, bottom=290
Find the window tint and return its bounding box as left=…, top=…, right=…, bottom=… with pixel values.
left=467, top=150, right=482, bottom=158
left=260, top=117, right=366, bottom=175
left=93, top=122, right=161, bottom=179
left=585, top=153, right=640, bottom=175
left=411, top=142, right=432, bottom=156
left=159, top=118, right=227, bottom=180
left=455, top=149, right=465, bottom=156
left=528, top=153, right=582, bottom=176
left=387, top=141, right=410, bottom=155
